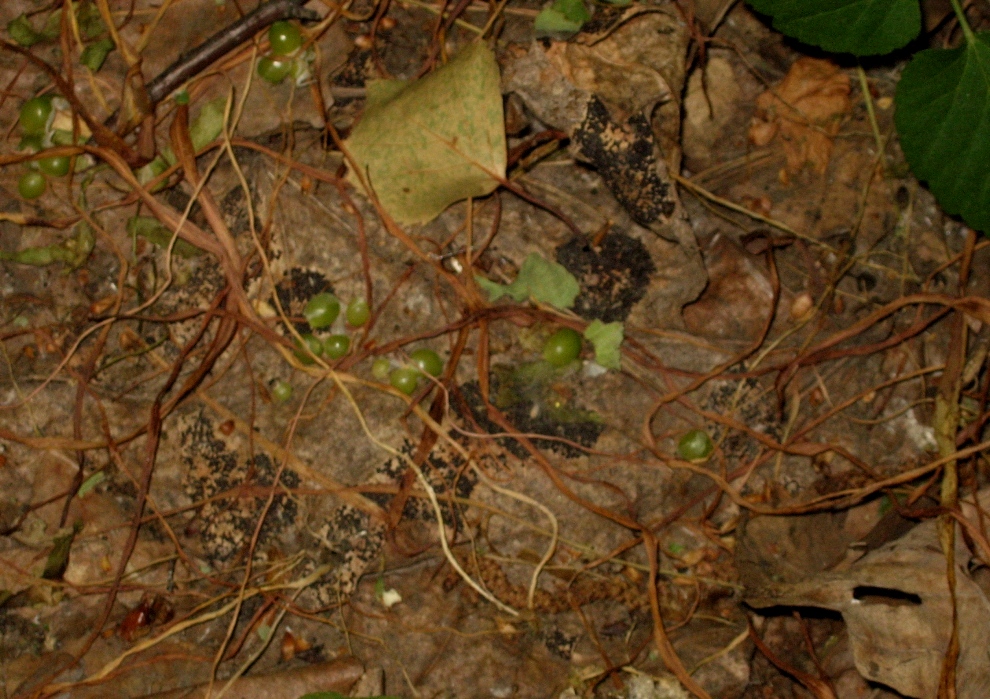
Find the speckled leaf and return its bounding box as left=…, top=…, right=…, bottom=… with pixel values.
left=746, top=0, right=920, bottom=55
left=344, top=42, right=506, bottom=224
left=583, top=320, right=623, bottom=369
left=895, top=33, right=990, bottom=233
left=476, top=253, right=579, bottom=309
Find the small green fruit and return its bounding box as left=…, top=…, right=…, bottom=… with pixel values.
left=372, top=357, right=392, bottom=380
left=257, top=55, right=293, bottom=84
left=409, top=348, right=443, bottom=377
left=543, top=327, right=581, bottom=367
left=268, top=20, right=302, bottom=56
left=345, top=298, right=371, bottom=327
left=294, top=333, right=323, bottom=364
left=677, top=429, right=713, bottom=461
left=20, top=96, right=53, bottom=135
left=389, top=367, right=420, bottom=395
left=39, top=154, right=70, bottom=176
left=271, top=380, right=293, bottom=402
left=324, top=334, right=350, bottom=359
left=18, top=170, right=46, bottom=199
left=303, top=292, right=340, bottom=329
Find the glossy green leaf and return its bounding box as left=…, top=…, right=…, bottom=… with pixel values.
left=583, top=320, right=623, bottom=370
left=895, top=33, right=990, bottom=233
left=746, top=0, right=920, bottom=56
left=476, top=253, right=580, bottom=309
left=344, top=42, right=506, bottom=223
left=81, top=38, right=115, bottom=72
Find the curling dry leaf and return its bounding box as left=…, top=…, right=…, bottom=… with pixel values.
left=748, top=57, right=851, bottom=174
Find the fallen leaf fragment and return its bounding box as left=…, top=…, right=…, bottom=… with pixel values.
left=748, top=57, right=851, bottom=174
left=745, top=518, right=990, bottom=699
left=344, top=42, right=506, bottom=224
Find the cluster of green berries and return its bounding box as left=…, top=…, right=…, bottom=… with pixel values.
left=294, top=292, right=369, bottom=364
left=17, top=95, right=74, bottom=199
left=273, top=289, right=446, bottom=401
left=257, top=21, right=307, bottom=85
left=372, top=348, right=444, bottom=395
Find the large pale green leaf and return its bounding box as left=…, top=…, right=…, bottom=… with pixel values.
left=746, top=0, right=920, bottom=56
left=895, top=34, right=990, bottom=233
left=344, top=42, right=506, bottom=224
left=476, top=253, right=579, bottom=309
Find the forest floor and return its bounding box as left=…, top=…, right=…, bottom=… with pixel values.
left=1, top=0, right=989, bottom=698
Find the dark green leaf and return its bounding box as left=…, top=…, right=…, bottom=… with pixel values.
left=895, top=33, right=990, bottom=233
left=76, top=1, right=106, bottom=39
left=534, top=0, right=590, bottom=37
left=7, top=15, right=42, bottom=46
left=127, top=216, right=204, bottom=257
left=746, top=0, right=920, bottom=56
left=81, top=38, right=115, bottom=72
left=42, top=525, right=80, bottom=580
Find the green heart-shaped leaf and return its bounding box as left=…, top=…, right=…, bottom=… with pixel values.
left=895, top=33, right=990, bottom=233
left=746, top=0, right=920, bottom=56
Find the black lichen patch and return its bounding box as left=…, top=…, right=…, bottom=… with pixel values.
left=572, top=97, right=676, bottom=227
left=0, top=611, right=45, bottom=659
left=542, top=628, right=577, bottom=660
left=181, top=412, right=299, bottom=565
left=457, top=375, right=604, bottom=459
left=364, top=439, right=478, bottom=527
left=556, top=232, right=655, bottom=322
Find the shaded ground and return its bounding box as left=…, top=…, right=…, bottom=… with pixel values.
left=1, top=1, right=990, bottom=698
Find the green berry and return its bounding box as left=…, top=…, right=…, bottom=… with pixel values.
left=39, top=154, right=70, bottom=177
left=268, top=20, right=302, bottom=56
left=303, top=292, right=340, bottom=330
left=372, top=357, right=392, bottom=381
left=20, top=96, right=53, bottom=135
left=345, top=298, right=371, bottom=327
left=294, top=333, right=323, bottom=364
left=271, top=380, right=293, bottom=402
left=677, top=429, right=713, bottom=461
left=543, top=328, right=581, bottom=367
left=389, top=367, right=420, bottom=395
left=409, top=348, right=443, bottom=377
left=324, top=334, right=350, bottom=359
left=257, top=55, right=293, bottom=84
left=18, top=171, right=46, bottom=199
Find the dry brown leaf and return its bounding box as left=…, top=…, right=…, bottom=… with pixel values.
left=745, top=518, right=990, bottom=699
left=748, top=58, right=851, bottom=174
